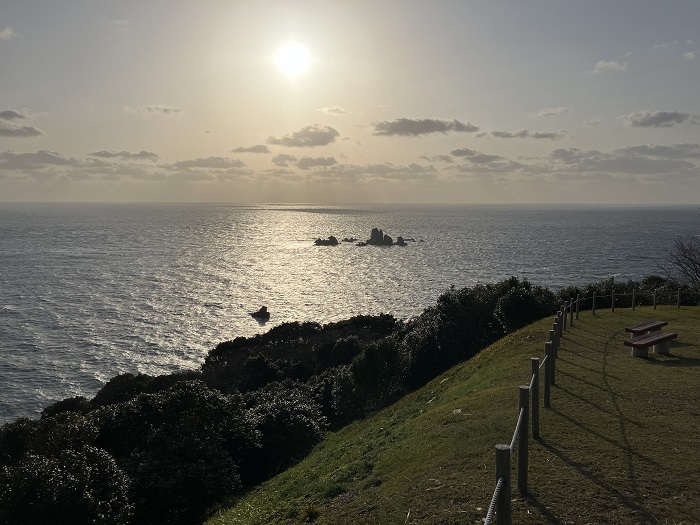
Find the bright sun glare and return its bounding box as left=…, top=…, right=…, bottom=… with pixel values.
left=275, top=42, right=311, bottom=77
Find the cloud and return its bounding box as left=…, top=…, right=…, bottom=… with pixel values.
left=168, top=171, right=216, bottom=182
left=614, top=143, right=700, bottom=159
left=108, top=19, right=130, bottom=32
left=296, top=157, right=337, bottom=170
left=653, top=40, right=679, bottom=50
left=309, top=162, right=437, bottom=182
left=477, top=129, right=568, bottom=140
left=267, top=124, right=339, bottom=147
left=124, top=105, right=182, bottom=116
left=683, top=52, right=696, bottom=60
left=258, top=168, right=303, bottom=182
left=318, top=106, right=350, bottom=116
left=584, top=117, right=604, bottom=126
left=88, top=150, right=160, bottom=162
left=170, top=157, right=245, bottom=170
left=0, top=150, right=108, bottom=170
left=450, top=147, right=480, bottom=157
left=545, top=146, right=696, bottom=175
left=446, top=147, right=513, bottom=170
left=0, top=27, right=18, bottom=40
left=592, top=60, right=627, bottom=73
left=623, top=110, right=697, bottom=127
left=533, top=107, right=571, bottom=118
left=271, top=154, right=298, bottom=167
left=420, top=154, right=454, bottom=163
left=0, top=110, right=28, bottom=121
left=372, top=118, right=479, bottom=136
left=0, top=122, right=44, bottom=137
left=231, top=144, right=270, bottom=154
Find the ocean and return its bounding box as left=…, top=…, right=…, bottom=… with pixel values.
left=0, top=203, right=697, bottom=424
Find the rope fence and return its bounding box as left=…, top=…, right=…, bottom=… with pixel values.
left=482, top=285, right=692, bottom=523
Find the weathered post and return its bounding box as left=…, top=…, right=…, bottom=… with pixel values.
left=562, top=303, right=568, bottom=331
left=531, top=357, right=540, bottom=439
left=653, top=289, right=657, bottom=310
left=592, top=292, right=596, bottom=315
left=495, top=444, right=512, bottom=525
left=632, top=289, right=636, bottom=310
left=569, top=297, right=575, bottom=327
left=544, top=342, right=552, bottom=407
left=612, top=288, right=615, bottom=312
left=678, top=289, right=681, bottom=308
left=576, top=293, right=580, bottom=320
left=518, top=385, right=529, bottom=494
left=550, top=329, right=557, bottom=385
left=550, top=326, right=558, bottom=359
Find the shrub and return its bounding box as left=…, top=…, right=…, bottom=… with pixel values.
left=245, top=380, right=326, bottom=481
left=495, top=281, right=556, bottom=332
left=41, top=396, right=91, bottom=417
left=128, top=424, right=240, bottom=525
left=350, top=338, right=406, bottom=411
left=0, top=418, right=38, bottom=468
left=0, top=446, right=132, bottom=525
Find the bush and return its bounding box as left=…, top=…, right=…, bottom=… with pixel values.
left=0, top=446, right=132, bottom=525
left=128, top=424, right=240, bottom=525
left=245, top=380, right=326, bottom=481
left=350, top=338, right=406, bottom=412
left=0, top=418, right=38, bottom=468
left=41, top=396, right=91, bottom=417
left=88, top=381, right=260, bottom=523
left=495, top=281, right=556, bottom=332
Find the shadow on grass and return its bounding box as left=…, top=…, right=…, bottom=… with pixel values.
left=554, top=382, right=645, bottom=427
left=548, top=406, right=660, bottom=467
left=556, top=357, right=623, bottom=381
left=646, top=353, right=700, bottom=367
left=520, top=492, right=564, bottom=525
left=538, top=437, right=658, bottom=524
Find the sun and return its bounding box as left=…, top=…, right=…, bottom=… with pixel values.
left=275, top=42, right=311, bottom=77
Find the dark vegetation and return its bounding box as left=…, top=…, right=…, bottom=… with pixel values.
left=1, top=275, right=697, bottom=524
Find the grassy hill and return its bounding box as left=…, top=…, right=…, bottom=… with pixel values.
left=206, top=306, right=700, bottom=525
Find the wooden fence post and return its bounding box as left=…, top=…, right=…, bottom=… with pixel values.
left=678, top=289, right=681, bottom=308
left=544, top=342, right=552, bottom=407
left=531, top=357, right=539, bottom=439
left=549, top=327, right=557, bottom=357
left=632, top=289, right=636, bottom=310
left=562, top=304, right=567, bottom=331
left=576, top=293, right=580, bottom=320
left=518, top=385, right=529, bottom=494
left=653, top=289, right=657, bottom=310
left=495, top=444, right=512, bottom=525
left=592, top=292, right=596, bottom=315
left=612, top=289, right=615, bottom=312
left=569, top=297, right=574, bottom=328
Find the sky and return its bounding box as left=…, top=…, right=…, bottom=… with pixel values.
left=1, top=0, right=700, bottom=204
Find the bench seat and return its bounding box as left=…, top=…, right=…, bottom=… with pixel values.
left=625, top=320, right=668, bottom=339
left=624, top=331, right=677, bottom=357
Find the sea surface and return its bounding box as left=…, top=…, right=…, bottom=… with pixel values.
left=1, top=203, right=697, bottom=424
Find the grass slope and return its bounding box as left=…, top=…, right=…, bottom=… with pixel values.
left=207, top=306, right=700, bottom=525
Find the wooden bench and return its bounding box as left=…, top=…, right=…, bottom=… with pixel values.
left=624, top=331, right=677, bottom=358
left=625, top=320, right=668, bottom=339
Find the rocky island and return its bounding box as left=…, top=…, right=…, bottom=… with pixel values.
left=314, top=228, right=412, bottom=247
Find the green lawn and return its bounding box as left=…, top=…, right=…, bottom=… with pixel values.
left=207, top=306, right=700, bottom=525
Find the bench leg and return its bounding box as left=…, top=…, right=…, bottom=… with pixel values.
left=653, top=340, right=671, bottom=355
left=631, top=346, right=649, bottom=358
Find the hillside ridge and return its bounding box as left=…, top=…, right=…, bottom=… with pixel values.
left=208, top=306, right=700, bottom=525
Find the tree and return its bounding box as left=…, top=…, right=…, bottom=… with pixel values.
left=661, top=235, right=700, bottom=288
